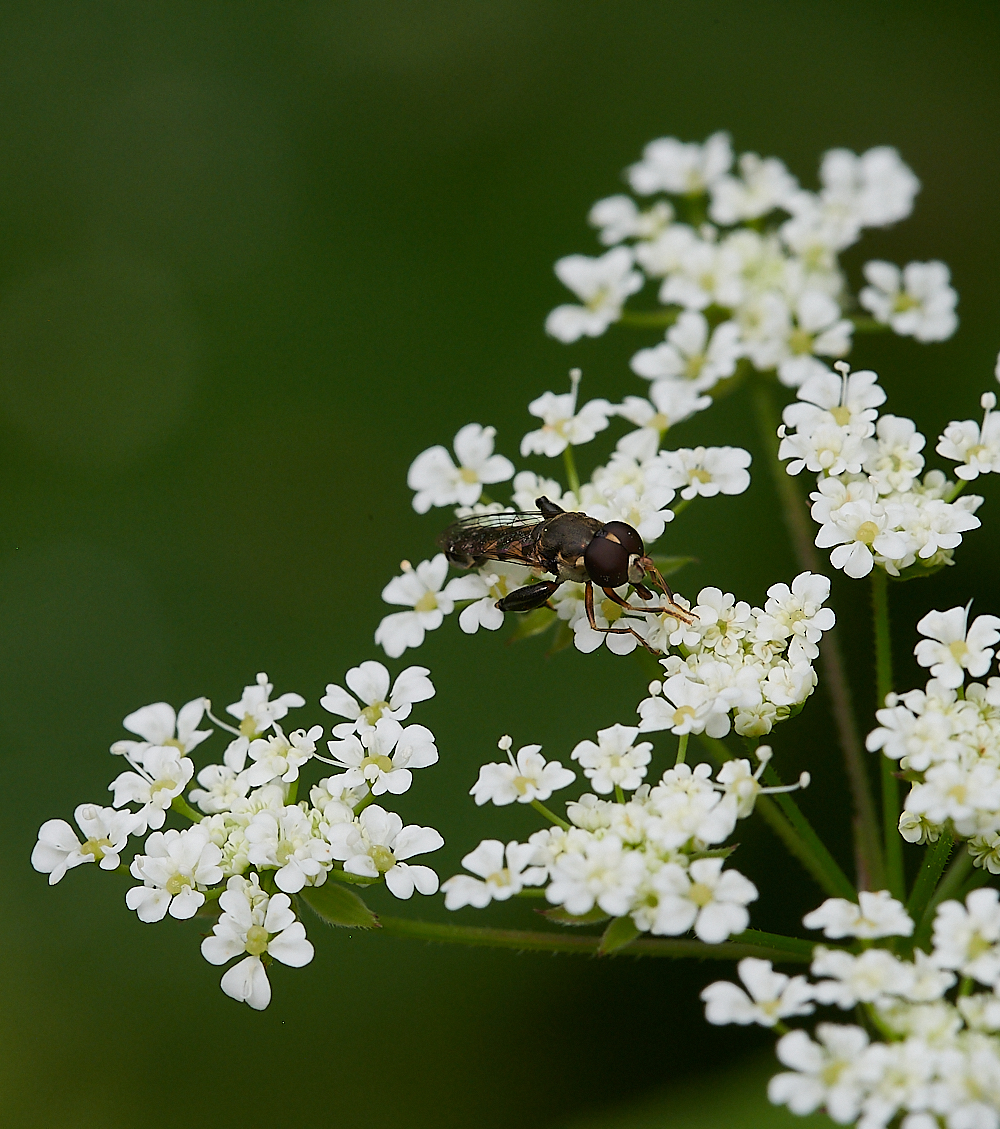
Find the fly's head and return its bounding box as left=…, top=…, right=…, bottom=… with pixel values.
left=584, top=520, right=646, bottom=590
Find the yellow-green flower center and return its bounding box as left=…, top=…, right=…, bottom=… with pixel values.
left=165, top=873, right=194, bottom=897
left=830, top=405, right=852, bottom=426
left=80, top=836, right=113, bottom=861
left=245, top=924, right=269, bottom=956
left=459, top=466, right=479, bottom=484
left=788, top=328, right=813, bottom=355
left=414, top=591, right=439, bottom=614
left=361, top=753, right=394, bottom=775
left=360, top=702, right=388, bottom=726
left=688, top=881, right=714, bottom=907
left=856, top=520, right=880, bottom=545
left=370, top=844, right=397, bottom=873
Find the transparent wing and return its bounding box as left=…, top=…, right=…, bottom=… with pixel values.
left=443, top=509, right=544, bottom=532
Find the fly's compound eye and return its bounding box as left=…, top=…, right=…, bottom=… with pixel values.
left=584, top=534, right=631, bottom=588
left=600, top=521, right=644, bottom=557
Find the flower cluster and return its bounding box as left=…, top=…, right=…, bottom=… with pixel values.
left=445, top=730, right=807, bottom=944
left=636, top=572, right=835, bottom=739
left=867, top=604, right=1000, bottom=867
left=31, top=663, right=445, bottom=1009
left=705, top=889, right=1000, bottom=1129
left=777, top=363, right=987, bottom=579
left=547, top=132, right=956, bottom=381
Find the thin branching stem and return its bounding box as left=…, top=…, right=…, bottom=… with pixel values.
left=913, top=845, right=974, bottom=952
left=375, top=917, right=813, bottom=962
left=749, top=376, right=884, bottom=891
left=903, top=832, right=954, bottom=951
left=872, top=568, right=905, bottom=901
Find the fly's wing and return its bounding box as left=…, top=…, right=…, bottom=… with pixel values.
left=436, top=510, right=545, bottom=568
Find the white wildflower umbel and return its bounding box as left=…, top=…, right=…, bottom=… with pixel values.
left=406, top=424, right=515, bottom=514
left=126, top=826, right=224, bottom=922
left=326, top=805, right=443, bottom=899
left=520, top=370, right=612, bottom=457
left=571, top=724, right=652, bottom=795
left=471, top=736, right=576, bottom=807
left=441, top=839, right=546, bottom=909
left=375, top=555, right=467, bottom=658
left=110, top=697, right=212, bottom=762
left=937, top=392, right=1000, bottom=481
left=932, top=889, right=1000, bottom=986
left=224, top=673, right=305, bottom=741
left=320, top=661, right=434, bottom=739
left=545, top=248, right=643, bottom=343
left=628, top=130, right=733, bottom=196
left=768, top=1024, right=870, bottom=1122
left=324, top=716, right=438, bottom=796
left=802, top=890, right=914, bottom=940
left=201, top=874, right=314, bottom=1010
left=913, top=604, right=1000, bottom=689
left=701, top=957, right=815, bottom=1027
left=860, top=260, right=958, bottom=343
left=629, top=311, right=741, bottom=392
left=656, top=445, right=752, bottom=500
left=32, top=804, right=141, bottom=885
left=649, top=856, right=758, bottom=943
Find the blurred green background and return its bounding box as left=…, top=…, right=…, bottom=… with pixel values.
left=1, top=3, right=998, bottom=1126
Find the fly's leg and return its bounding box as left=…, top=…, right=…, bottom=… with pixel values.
left=496, top=580, right=561, bottom=613
left=585, top=582, right=661, bottom=655
left=640, top=559, right=696, bottom=624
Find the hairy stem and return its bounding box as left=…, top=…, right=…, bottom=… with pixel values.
left=375, top=917, right=812, bottom=962
left=904, top=832, right=953, bottom=947
left=872, top=568, right=905, bottom=901
left=913, top=846, right=974, bottom=952
left=697, top=734, right=856, bottom=900
left=750, top=376, right=884, bottom=890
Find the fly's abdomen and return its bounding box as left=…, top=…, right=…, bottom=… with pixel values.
left=436, top=524, right=540, bottom=569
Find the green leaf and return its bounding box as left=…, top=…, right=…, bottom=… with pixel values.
left=650, top=555, right=696, bottom=578
left=299, top=882, right=379, bottom=929
left=539, top=905, right=611, bottom=927
left=507, top=606, right=556, bottom=643
left=546, top=619, right=574, bottom=656
left=598, top=915, right=641, bottom=954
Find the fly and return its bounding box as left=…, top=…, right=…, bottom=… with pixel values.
left=437, top=495, right=694, bottom=649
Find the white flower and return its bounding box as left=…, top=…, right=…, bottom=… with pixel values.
left=692, top=587, right=753, bottom=656
left=656, top=445, right=751, bottom=500
left=375, top=555, right=467, bottom=658
left=701, top=957, right=814, bottom=1027
left=754, top=572, right=836, bottom=664
left=812, top=947, right=916, bottom=1009
left=585, top=481, right=676, bottom=546
left=326, top=805, right=443, bottom=899
left=245, top=724, right=323, bottom=787
left=125, top=826, right=224, bottom=922
left=906, top=761, right=1000, bottom=836
left=777, top=291, right=853, bottom=388
left=864, top=415, right=927, bottom=495
left=32, top=804, right=141, bottom=884
left=937, top=397, right=1000, bottom=481
left=629, top=312, right=741, bottom=392
left=225, top=673, right=305, bottom=741
left=932, top=890, right=1000, bottom=985
left=471, top=737, right=575, bottom=807
left=406, top=424, right=515, bottom=514
left=571, top=724, right=653, bottom=795
left=109, top=745, right=194, bottom=832
left=545, top=834, right=645, bottom=917
left=769, top=1024, right=870, bottom=1122
left=324, top=716, right=438, bottom=796
left=649, top=857, right=757, bottom=942
left=810, top=477, right=911, bottom=579
left=201, top=874, right=313, bottom=1010
left=510, top=471, right=575, bottom=513
left=803, top=891, right=914, bottom=940
left=860, top=260, right=958, bottom=342
left=783, top=365, right=886, bottom=436
left=615, top=381, right=713, bottom=461
left=189, top=764, right=251, bottom=814
left=628, top=131, right=733, bottom=196
left=449, top=561, right=538, bottom=635
left=441, top=839, right=546, bottom=909
left=644, top=761, right=735, bottom=848
left=819, top=145, right=920, bottom=228
left=245, top=805, right=334, bottom=893
left=545, top=248, right=643, bottom=342
left=914, top=605, right=1000, bottom=689
left=110, top=697, right=212, bottom=762
left=521, top=372, right=613, bottom=457
left=708, top=152, right=799, bottom=224
left=638, top=673, right=728, bottom=739
left=588, top=195, right=673, bottom=245
left=320, top=661, right=435, bottom=739
left=633, top=222, right=699, bottom=277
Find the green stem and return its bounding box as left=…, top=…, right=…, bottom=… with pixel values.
left=327, top=868, right=382, bottom=886
left=531, top=799, right=571, bottom=831
left=697, top=734, right=856, bottom=901
left=375, top=917, right=812, bottom=962
left=562, top=446, right=581, bottom=498
left=851, top=317, right=891, bottom=333
left=617, top=308, right=680, bottom=330
left=172, top=795, right=203, bottom=823
left=749, top=375, right=884, bottom=891
left=912, top=845, right=974, bottom=952
left=872, top=568, right=905, bottom=901
left=353, top=793, right=377, bottom=817
left=675, top=733, right=689, bottom=765
left=614, top=784, right=626, bottom=804
left=905, top=832, right=953, bottom=928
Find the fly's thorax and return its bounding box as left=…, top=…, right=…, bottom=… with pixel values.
left=538, top=513, right=604, bottom=583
